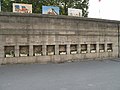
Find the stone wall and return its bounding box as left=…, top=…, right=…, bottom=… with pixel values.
left=0, top=12, right=119, bottom=64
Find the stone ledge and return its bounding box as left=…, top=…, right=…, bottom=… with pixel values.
left=0, top=12, right=119, bottom=23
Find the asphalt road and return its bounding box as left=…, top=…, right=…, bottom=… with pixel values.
left=0, top=59, right=120, bottom=90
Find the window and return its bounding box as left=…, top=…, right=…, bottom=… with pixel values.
left=70, top=44, right=77, bottom=54
left=81, top=44, right=87, bottom=53
left=47, top=45, right=55, bottom=55
left=99, top=44, right=105, bottom=52
left=59, top=45, right=67, bottom=55
left=33, top=45, right=42, bottom=56
left=19, top=46, right=29, bottom=56
left=107, top=44, right=112, bottom=52
left=90, top=44, right=96, bottom=53
left=4, top=46, right=15, bottom=57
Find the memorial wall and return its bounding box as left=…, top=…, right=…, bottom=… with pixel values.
left=0, top=12, right=119, bottom=64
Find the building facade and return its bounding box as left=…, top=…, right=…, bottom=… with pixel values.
left=0, top=12, right=119, bottom=64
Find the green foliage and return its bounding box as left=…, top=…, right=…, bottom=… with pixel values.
left=1, top=0, right=89, bottom=17
left=73, top=0, right=89, bottom=17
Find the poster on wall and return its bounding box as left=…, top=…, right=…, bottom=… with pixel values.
left=68, top=8, right=82, bottom=17
left=13, top=3, right=32, bottom=13
left=42, top=6, right=59, bottom=15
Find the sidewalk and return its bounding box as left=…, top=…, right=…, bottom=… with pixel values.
left=0, top=60, right=120, bottom=90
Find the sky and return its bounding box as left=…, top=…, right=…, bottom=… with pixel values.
left=88, top=0, right=120, bottom=21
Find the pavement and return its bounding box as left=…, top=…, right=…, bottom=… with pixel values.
left=0, top=59, right=120, bottom=90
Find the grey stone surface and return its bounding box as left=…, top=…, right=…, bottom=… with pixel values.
left=0, top=12, right=119, bottom=64
left=0, top=59, right=120, bottom=90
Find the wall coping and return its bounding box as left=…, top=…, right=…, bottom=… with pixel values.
left=0, top=12, right=120, bottom=24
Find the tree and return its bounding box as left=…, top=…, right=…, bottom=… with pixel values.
left=73, top=0, right=89, bottom=17
left=58, top=0, right=75, bottom=15
left=1, top=0, right=12, bottom=12
left=1, top=0, right=89, bottom=17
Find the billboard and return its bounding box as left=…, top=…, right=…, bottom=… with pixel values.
left=68, top=8, right=82, bottom=17
left=13, top=3, right=32, bottom=13
left=42, top=6, right=59, bottom=15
